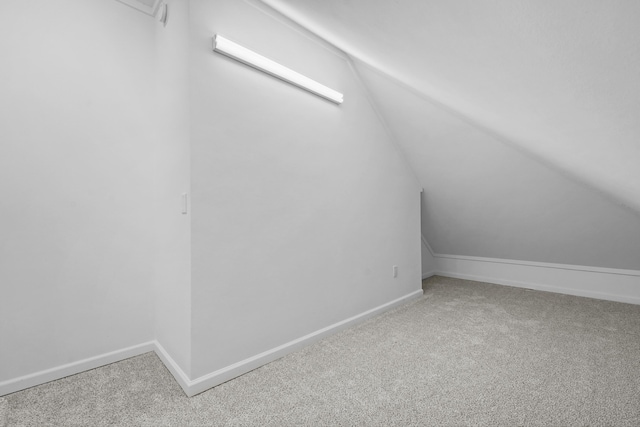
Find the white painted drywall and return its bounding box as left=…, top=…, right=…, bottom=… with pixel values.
left=356, top=64, right=640, bottom=271
left=188, top=0, right=422, bottom=379
left=153, top=0, right=192, bottom=377
left=0, top=0, right=156, bottom=382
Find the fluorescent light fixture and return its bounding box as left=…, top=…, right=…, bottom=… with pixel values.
left=213, top=35, right=344, bottom=105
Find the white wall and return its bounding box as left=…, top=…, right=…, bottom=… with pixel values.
left=153, top=0, right=192, bottom=378
left=0, top=0, right=423, bottom=395
left=1, top=0, right=635, bottom=398
left=0, top=0, right=156, bottom=384
left=187, top=0, right=422, bottom=379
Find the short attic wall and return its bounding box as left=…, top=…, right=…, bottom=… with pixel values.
left=422, top=235, right=640, bottom=305
left=353, top=63, right=640, bottom=270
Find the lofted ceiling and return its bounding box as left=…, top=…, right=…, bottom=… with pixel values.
left=260, top=0, right=640, bottom=269
left=356, top=62, right=640, bottom=270
left=260, top=0, right=640, bottom=214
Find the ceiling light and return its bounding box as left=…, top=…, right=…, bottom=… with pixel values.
left=213, top=35, right=344, bottom=105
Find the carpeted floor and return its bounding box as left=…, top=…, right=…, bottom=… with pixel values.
left=3, top=276, right=640, bottom=426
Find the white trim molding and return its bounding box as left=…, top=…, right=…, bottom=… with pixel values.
left=435, top=255, right=640, bottom=305
left=156, top=289, right=424, bottom=397
left=435, top=252, right=640, bottom=278
left=421, top=234, right=640, bottom=305
left=1, top=290, right=424, bottom=398
left=0, top=342, right=155, bottom=397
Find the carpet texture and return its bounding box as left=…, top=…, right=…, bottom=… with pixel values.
left=4, top=276, right=640, bottom=426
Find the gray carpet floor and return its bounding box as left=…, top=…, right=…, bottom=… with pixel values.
left=3, top=276, right=640, bottom=426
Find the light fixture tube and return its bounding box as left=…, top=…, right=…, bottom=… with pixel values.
left=213, top=35, right=344, bottom=104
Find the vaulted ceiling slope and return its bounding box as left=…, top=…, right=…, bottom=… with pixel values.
left=261, top=0, right=640, bottom=270
left=356, top=63, right=640, bottom=270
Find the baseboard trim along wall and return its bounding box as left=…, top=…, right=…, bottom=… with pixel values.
left=421, top=235, right=640, bottom=305
left=1, top=290, right=424, bottom=398
left=0, top=342, right=155, bottom=397
left=157, top=289, right=424, bottom=397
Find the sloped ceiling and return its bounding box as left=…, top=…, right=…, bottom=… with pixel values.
left=261, top=0, right=640, bottom=270
left=356, top=63, right=640, bottom=270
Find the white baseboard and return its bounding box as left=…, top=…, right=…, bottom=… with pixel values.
left=0, top=341, right=155, bottom=397
left=434, top=255, right=640, bottom=305
left=157, top=289, right=424, bottom=397
left=0, top=290, right=424, bottom=399
left=152, top=341, right=191, bottom=393
left=421, top=232, right=640, bottom=304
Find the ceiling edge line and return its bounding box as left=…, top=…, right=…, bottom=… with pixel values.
left=347, top=58, right=422, bottom=193
left=246, top=0, right=349, bottom=61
